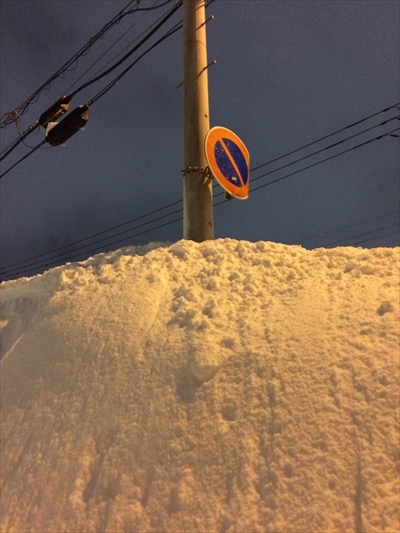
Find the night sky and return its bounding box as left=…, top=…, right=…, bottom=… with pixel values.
left=1, top=0, right=399, bottom=281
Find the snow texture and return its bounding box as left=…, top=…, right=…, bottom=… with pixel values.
left=1, top=239, right=399, bottom=533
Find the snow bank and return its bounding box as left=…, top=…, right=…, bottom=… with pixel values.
left=1, top=239, right=399, bottom=533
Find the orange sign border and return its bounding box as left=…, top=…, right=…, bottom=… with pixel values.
left=205, top=126, right=250, bottom=199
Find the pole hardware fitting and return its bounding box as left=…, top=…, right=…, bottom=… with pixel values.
left=181, top=165, right=213, bottom=179
left=197, top=59, right=216, bottom=78
left=197, top=14, right=214, bottom=29
left=176, top=60, right=216, bottom=89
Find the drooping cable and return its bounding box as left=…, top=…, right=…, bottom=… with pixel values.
left=0, top=0, right=178, bottom=129
left=0, top=0, right=139, bottom=129
left=88, top=20, right=183, bottom=105
left=0, top=121, right=40, bottom=162
left=0, top=1, right=183, bottom=163
left=63, top=1, right=158, bottom=94
left=0, top=140, right=46, bottom=180
left=248, top=115, right=400, bottom=188
left=69, top=1, right=182, bottom=100
left=0, top=19, right=183, bottom=178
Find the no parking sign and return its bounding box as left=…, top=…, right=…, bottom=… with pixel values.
left=205, top=126, right=250, bottom=199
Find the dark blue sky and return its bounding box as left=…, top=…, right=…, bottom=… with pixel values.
left=1, top=0, right=399, bottom=280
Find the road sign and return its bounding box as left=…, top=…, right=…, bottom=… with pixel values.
left=205, top=126, right=250, bottom=199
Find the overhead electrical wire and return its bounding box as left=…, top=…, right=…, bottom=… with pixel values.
left=63, top=0, right=158, bottom=94
left=0, top=0, right=183, bottom=165
left=69, top=0, right=182, bottom=99
left=0, top=140, right=47, bottom=180
left=1, top=9, right=397, bottom=280
left=0, top=121, right=42, bottom=162
left=208, top=124, right=400, bottom=206
left=1, top=123, right=398, bottom=279
left=1, top=110, right=397, bottom=254
left=1, top=0, right=397, bottom=168
left=0, top=16, right=183, bottom=179
left=1, top=112, right=398, bottom=275
left=1, top=101, right=398, bottom=276
left=2, top=212, right=398, bottom=281
left=66, top=0, right=181, bottom=94
left=324, top=224, right=400, bottom=247
left=1, top=99, right=397, bottom=182
left=351, top=230, right=399, bottom=247
left=87, top=20, right=183, bottom=105
left=1, top=205, right=184, bottom=276
left=247, top=126, right=400, bottom=195
left=0, top=139, right=48, bottom=179
left=249, top=115, right=400, bottom=183
left=0, top=0, right=138, bottom=129
left=250, top=102, right=400, bottom=173
left=0, top=0, right=177, bottom=130
left=294, top=210, right=400, bottom=244
left=0, top=200, right=183, bottom=273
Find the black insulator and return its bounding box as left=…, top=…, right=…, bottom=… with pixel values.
left=45, top=105, right=89, bottom=147
left=39, top=95, right=73, bottom=127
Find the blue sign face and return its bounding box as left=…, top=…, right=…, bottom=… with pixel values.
left=214, top=138, right=249, bottom=187
left=205, top=126, right=250, bottom=199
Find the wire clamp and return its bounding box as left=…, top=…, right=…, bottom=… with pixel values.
left=181, top=165, right=213, bottom=179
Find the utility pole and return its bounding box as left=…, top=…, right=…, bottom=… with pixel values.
left=182, top=0, right=214, bottom=241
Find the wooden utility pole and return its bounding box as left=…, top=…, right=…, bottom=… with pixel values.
left=182, top=0, right=214, bottom=241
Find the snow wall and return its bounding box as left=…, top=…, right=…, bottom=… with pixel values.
left=1, top=239, right=399, bottom=533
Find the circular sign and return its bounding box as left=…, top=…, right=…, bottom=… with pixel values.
left=205, top=126, right=250, bottom=199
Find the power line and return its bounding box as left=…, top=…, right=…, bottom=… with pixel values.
left=69, top=1, right=183, bottom=100
left=0, top=1, right=183, bottom=164
left=0, top=121, right=41, bottom=162
left=250, top=102, right=400, bottom=173
left=323, top=224, right=399, bottom=247
left=249, top=116, right=399, bottom=184
left=0, top=0, right=178, bottom=130
left=63, top=1, right=159, bottom=94
left=64, top=0, right=186, bottom=95
left=0, top=200, right=183, bottom=272
left=0, top=205, right=183, bottom=277
left=88, top=21, right=183, bottom=105
left=295, top=210, right=400, bottom=244
left=0, top=20, right=183, bottom=180
left=1, top=116, right=398, bottom=277
left=0, top=1, right=139, bottom=129
left=0, top=213, right=183, bottom=280
left=2, top=209, right=398, bottom=281
left=249, top=126, right=400, bottom=194
left=0, top=125, right=384, bottom=268
left=351, top=230, right=399, bottom=247
left=0, top=140, right=46, bottom=180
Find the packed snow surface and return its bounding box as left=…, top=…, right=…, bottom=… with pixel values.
left=1, top=239, right=399, bottom=533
